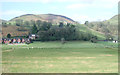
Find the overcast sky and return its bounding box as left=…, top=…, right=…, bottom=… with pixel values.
left=0, top=0, right=119, bottom=23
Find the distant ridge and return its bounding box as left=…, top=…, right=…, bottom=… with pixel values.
left=47, top=14, right=75, bottom=22
left=9, top=14, right=76, bottom=24
left=0, top=19, right=7, bottom=22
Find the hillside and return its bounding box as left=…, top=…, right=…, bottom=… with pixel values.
left=9, top=14, right=76, bottom=24
left=76, top=24, right=105, bottom=40
left=86, top=15, right=118, bottom=39
left=104, top=15, right=118, bottom=25
left=2, top=14, right=77, bottom=37
left=2, top=25, right=29, bottom=37
left=1, top=14, right=106, bottom=39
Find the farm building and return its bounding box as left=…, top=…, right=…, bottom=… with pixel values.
left=29, top=34, right=39, bottom=40
left=29, top=34, right=36, bottom=40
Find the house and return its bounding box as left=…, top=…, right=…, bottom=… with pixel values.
left=29, top=34, right=36, bottom=40
left=113, top=40, right=118, bottom=43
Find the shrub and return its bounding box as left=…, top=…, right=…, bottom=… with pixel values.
left=7, top=33, right=11, bottom=38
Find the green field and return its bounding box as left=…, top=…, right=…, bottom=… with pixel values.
left=2, top=41, right=118, bottom=73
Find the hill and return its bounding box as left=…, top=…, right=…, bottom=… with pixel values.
left=85, top=15, right=118, bottom=39
left=2, top=25, right=29, bottom=37
left=104, top=15, right=118, bottom=25
left=2, top=14, right=77, bottom=37
left=9, top=14, right=76, bottom=25
left=1, top=14, right=106, bottom=39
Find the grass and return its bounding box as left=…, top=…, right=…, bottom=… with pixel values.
left=2, top=41, right=118, bottom=73
left=76, top=24, right=106, bottom=40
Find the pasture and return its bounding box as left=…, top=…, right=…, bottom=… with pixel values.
left=2, top=41, right=118, bottom=73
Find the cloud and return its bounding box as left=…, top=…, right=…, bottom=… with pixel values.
left=66, top=0, right=119, bottom=10
left=69, top=13, right=116, bottom=24
left=1, top=10, right=27, bottom=20
left=1, top=10, right=44, bottom=20
left=66, top=3, right=89, bottom=9
left=0, top=0, right=119, bottom=4
left=1, top=10, right=44, bottom=16
left=68, top=14, right=90, bottom=23
left=0, top=0, right=94, bottom=3
left=1, top=10, right=26, bottom=16
left=93, top=0, right=119, bottom=8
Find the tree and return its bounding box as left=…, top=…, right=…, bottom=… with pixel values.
left=15, top=19, right=23, bottom=26
left=91, top=36, right=97, bottom=43
left=2, top=22, right=7, bottom=27
left=59, top=22, right=64, bottom=27
left=31, top=20, right=36, bottom=25
left=39, top=21, right=52, bottom=31
left=42, top=21, right=48, bottom=31
left=8, top=23, right=11, bottom=25
left=47, top=22, right=52, bottom=30
left=37, top=31, right=47, bottom=41
left=31, top=24, right=38, bottom=34
left=84, top=21, right=89, bottom=25
left=102, top=27, right=110, bottom=33
left=16, top=23, right=20, bottom=26
left=7, top=33, right=11, bottom=38
left=36, top=20, right=41, bottom=26
left=61, top=38, right=65, bottom=44
left=35, top=21, right=94, bottom=41
left=67, top=23, right=70, bottom=27
left=24, top=21, right=30, bottom=26
left=105, top=33, right=113, bottom=41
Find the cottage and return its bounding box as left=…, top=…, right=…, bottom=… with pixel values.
left=113, top=40, right=118, bottom=43
left=29, top=34, right=36, bottom=40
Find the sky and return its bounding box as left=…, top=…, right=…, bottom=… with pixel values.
left=0, top=0, right=119, bottom=23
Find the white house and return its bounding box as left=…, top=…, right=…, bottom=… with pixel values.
left=29, top=34, right=36, bottom=40
left=113, top=40, right=118, bottom=43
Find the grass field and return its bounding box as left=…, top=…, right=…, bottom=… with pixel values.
left=2, top=41, right=118, bottom=73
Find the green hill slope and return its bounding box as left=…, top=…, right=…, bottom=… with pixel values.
left=86, top=15, right=118, bottom=39
left=2, top=14, right=105, bottom=39
left=104, top=15, right=118, bottom=25
left=76, top=24, right=105, bottom=40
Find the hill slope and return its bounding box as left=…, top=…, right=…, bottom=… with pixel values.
left=86, top=15, right=118, bottom=38
left=9, top=14, right=76, bottom=24
left=2, top=14, right=105, bottom=39
left=104, top=15, right=118, bottom=25
left=2, top=25, right=29, bottom=37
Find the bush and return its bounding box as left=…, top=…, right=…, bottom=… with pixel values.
left=7, top=33, right=11, bottom=38
left=91, top=36, right=97, bottom=43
